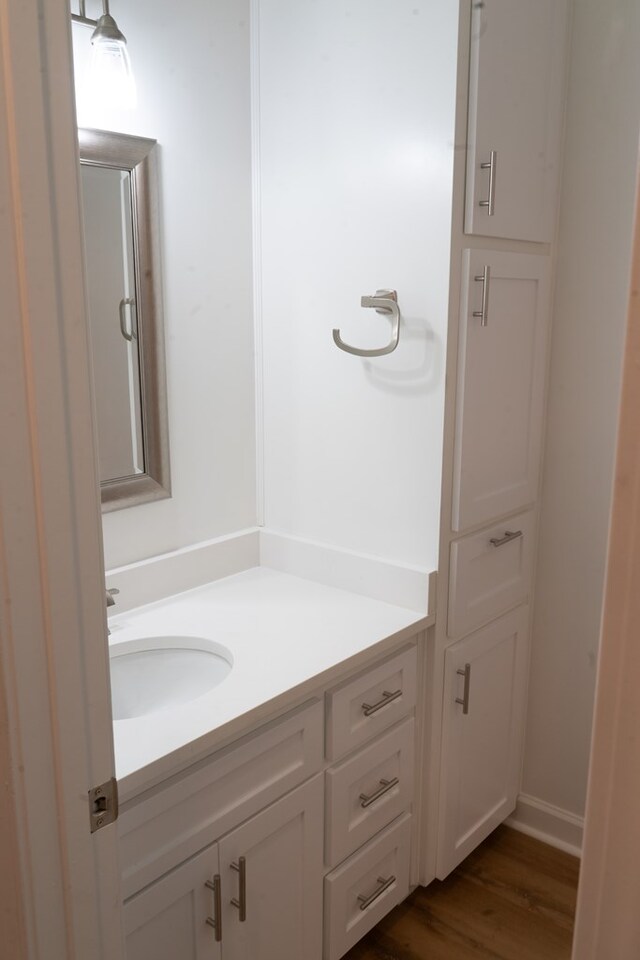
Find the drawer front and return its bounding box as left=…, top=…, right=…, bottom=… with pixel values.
left=324, top=813, right=411, bottom=960
left=118, top=700, right=323, bottom=898
left=325, top=719, right=414, bottom=867
left=325, top=646, right=417, bottom=761
left=448, top=510, right=535, bottom=638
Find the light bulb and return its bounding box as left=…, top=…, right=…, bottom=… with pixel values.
left=89, top=14, right=137, bottom=111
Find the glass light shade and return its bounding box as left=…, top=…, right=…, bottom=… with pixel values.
left=90, top=35, right=137, bottom=111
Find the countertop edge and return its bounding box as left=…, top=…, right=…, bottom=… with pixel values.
left=117, top=613, right=432, bottom=806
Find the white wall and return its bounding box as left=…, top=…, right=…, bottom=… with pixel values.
left=257, top=0, right=459, bottom=569
left=73, top=0, right=257, bottom=569
left=522, top=0, right=640, bottom=818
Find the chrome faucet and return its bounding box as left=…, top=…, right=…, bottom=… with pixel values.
left=106, top=587, right=119, bottom=634
left=106, top=588, right=118, bottom=607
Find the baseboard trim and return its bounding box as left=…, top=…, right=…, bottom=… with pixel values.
left=506, top=793, right=583, bottom=858
left=259, top=529, right=434, bottom=614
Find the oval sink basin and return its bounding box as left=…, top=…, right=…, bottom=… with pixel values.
left=110, top=636, right=233, bottom=721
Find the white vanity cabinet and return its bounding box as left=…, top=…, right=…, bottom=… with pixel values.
left=434, top=0, right=571, bottom=881
left=452, top=250, right=550, bottom=533
left=118, top=641, right=421, bottom=960
left=464, top=0, right=569, bottom=243
left=123, top=776, right=324, bottom=960
left=431, top=0, right=573, bottom=884
left=436, top=606, right=529, bottom=878
left=217, top=777, right=324, bottom=960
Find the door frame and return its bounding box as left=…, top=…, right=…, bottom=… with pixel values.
left=571, top=162, right=640, bottom=958
left=2, top=0, right=640, bottom=956
left=0, top=1, right=123, bottom=957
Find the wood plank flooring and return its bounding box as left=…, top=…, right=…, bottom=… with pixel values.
left=344, top=826, right=580, bottom=960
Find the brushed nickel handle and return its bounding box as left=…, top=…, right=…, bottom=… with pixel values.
left=361, top=688, right=402, bottom=717
left=230, top=857, right=246, bottom=922
left=118, top=297, right=136, bottom=341
left=333, top=289, right=401, bottom=357
left=455, top=663, right=471, bottom=715
left=473, top=265, right=491, bottom=327
left=204, top=875, right=222, bottom=942
left=357, top=875, right=396, bottom=911
left=359, top=777, right=400, bottom=809
left=479, top=149, right=497, bottom=215
left=489, top=529, right=523, bottom=548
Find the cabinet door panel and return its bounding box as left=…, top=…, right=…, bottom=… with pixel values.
left=465, top=0, right=569, bottom=242
left=436, top=607, right=529, bottom=879
left=452, top=250, right=550, bottom=531
left=123, top=843, right=221, bottom=960
left=219, top=775, right=324, bottom=960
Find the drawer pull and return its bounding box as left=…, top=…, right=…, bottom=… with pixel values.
left=204, top=875, right=222, bottom=942
left=359, top=777, right=400, bottom=809
left=455, top=663, right=471, bottom=715
left=489, top=529, right=523, bottom=548
left=357, top=874, right=396, bottom=911
left=362, top=689, right=402, bottom=717
left=230, top=857, right=247, bottom=921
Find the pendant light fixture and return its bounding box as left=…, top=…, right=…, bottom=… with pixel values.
left=72, top=1, right=137, bottom=110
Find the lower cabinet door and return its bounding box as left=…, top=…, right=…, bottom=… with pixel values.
left=436, top=606, right=529, bottom=879
left=218, top=774, right=324, bottom=960
left=123, top=842, right=222, bottom=960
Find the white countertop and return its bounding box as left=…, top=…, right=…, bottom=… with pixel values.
left=108, top=566, right=431, bottom=801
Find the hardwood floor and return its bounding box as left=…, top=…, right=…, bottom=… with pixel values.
left=344, top=826, right=580, bottom=960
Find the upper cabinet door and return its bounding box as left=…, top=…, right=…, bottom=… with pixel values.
left=465, top=0, right=570, bottom=242
left=452, top=250, right=550, bottom=532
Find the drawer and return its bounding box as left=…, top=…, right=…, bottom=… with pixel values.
left=324, top=813, right=411, bottom=960
left=118, top=700, right=323, bottom=898
left=325, top=718, right=414, bottom=867
left=448, top=511, right=535, bottom=637
left=325, top=646, right=417, bottom=761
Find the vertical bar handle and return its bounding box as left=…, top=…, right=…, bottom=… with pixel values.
left=473, top=266, right=491, bottom=327
left=479, top=150, right=497, bottom=215
left=230, top=857, right=247, bottom=921
left=205, top=875, right=222, bottom=942
left=455, top=663, right=471, bottom=715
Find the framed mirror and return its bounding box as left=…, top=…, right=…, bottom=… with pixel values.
left=79, top=127, right=170, bottom=511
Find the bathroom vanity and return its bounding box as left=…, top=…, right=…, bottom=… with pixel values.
left=110, top=569, right=431, bottom=960
left=102, top=0, right=572, bottom=955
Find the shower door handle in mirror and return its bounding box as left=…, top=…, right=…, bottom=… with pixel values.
left=333, top=289, right=401, bottom=357
left=119, top=297, right=137, bottom=342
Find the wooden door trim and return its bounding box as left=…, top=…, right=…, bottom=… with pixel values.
left=0, top=0, right=123, bottom=957
left=571, top=164, right=640, bottom=958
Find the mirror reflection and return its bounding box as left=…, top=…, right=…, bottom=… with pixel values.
left=79, top=128, right=170, bottom=511
left=81, top=162, right=144, bottom=482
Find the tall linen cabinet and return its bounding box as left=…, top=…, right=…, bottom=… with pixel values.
left=433, top=0, right=571, bottom=879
